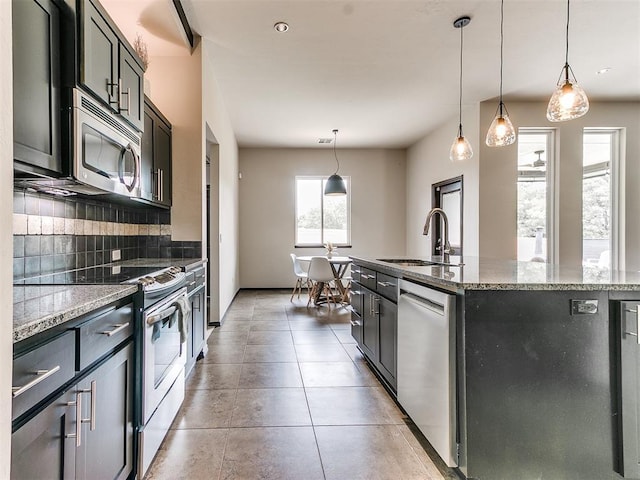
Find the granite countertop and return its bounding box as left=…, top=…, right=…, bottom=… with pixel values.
left=351, top=255, right=640, bottom=291
left=13, top=284, right=138, bottom=343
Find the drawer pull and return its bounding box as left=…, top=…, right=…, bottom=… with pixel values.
left=351, top=320, right=361, bottom=327
left=377, top=281, right=395, bottom=288
left=12, top=365, right=61, bottom=398
left=361, top=274, right=371, bottom=280
left=101, top=322, right=130, bottom=337
left=189, top=281, right=196, bottom=286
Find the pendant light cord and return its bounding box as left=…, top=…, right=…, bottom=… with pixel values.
left=458, top=20, right=464, bottom=137
left=332, top=129, right=340, bottom=175
left=499, top=0, right=504, bottom=108
left=565, top=0, right=570, bottom=66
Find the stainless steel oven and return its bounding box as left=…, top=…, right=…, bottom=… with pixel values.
left=72, top=88, right=142, bottom=197
left=139, top=286, right=188, bottom=477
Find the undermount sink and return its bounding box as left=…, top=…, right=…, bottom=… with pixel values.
left=376, top=258, right=464, bottom=268
left=376, top=258, right=437, bottom=267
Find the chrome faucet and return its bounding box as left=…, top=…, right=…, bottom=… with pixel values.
left=423, top=207, right=453, bottom=262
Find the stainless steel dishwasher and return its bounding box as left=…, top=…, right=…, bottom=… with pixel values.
left=398, top=279, right=457, bottom=467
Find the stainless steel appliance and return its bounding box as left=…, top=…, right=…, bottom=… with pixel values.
left=397, top=279, right=457, bottom=467
left=15, top=89, right=142, bottom=197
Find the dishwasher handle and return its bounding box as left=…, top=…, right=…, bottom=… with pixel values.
left=400, top=292, right=445, bottom=316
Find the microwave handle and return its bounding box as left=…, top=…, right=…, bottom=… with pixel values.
left=118, top=144, right=140, bottom=192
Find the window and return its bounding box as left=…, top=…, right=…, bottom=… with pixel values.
left=582, top=129, right=621, bottom=269
left=517, top=129, right=555, bottom=262
left=295, top=176, right=350, bottom=246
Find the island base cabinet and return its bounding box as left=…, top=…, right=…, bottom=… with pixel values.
left=462, top=290, right=620, bottom=480
left=11, top=390, right=77, bottom=480
left=620, top=301, right=640, bottom=479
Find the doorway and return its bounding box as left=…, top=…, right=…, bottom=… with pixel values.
left=206, top=126, right=220, bottom=324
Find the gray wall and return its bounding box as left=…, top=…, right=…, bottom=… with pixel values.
left=239, top=147, right=407, bottom=288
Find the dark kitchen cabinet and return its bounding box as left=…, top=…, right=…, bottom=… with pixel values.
left=76, top=343, right=134, bottom=480
left=80, top=0, right=144, bottom=131
left=12, top=0, right=63, bottom=176
left=11, top=389, right=77, bottom=480
left=377, top=295, right=397, bottom=385
left=140, top=97, right=172, bottom=207
left=361, top=287, right=379, bottom=361
left=620, top=301, right=640, bottom=479
left=350, top=261, right=398, bottom=391
left=186, top=265, right=207, bottom=376
left=11, top=297, right=135, bottom=480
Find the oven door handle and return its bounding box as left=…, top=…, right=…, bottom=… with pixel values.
left=147, top=306, right=177, bottom=326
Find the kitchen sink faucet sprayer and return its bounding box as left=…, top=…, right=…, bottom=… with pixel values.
left=423, top=208, right=453, bottom=263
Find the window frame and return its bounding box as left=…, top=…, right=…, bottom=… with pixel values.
left=294, top=175, right=352, bottom=248
left=516, top=128, right=557, bottom=264
left=582, top=128, right=624, bottom=270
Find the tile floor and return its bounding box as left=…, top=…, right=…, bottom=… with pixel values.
left=145, top=290, right=455, bottom=480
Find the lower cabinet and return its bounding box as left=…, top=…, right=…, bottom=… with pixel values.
left=76, top=344, right=134, bottom=480
left=186, top=286, right=206, bottom=375
left=352, top=276, right=397, bottom=391
left=620, top=300, right=640, bottom=479
left=11, top=389, right=77, bottom=479
left=11, top=298, right=135, bottom=480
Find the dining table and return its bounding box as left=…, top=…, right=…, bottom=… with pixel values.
left=297, top=255, right=352, bottom=305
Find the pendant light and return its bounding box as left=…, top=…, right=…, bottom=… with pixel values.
left=485, top=0, right=515, bottom=147
left=546, top=0, right=589, bottom=122
left=450, top=16, right=473, bottom=162
left=324, top=129, right=347, bottom=196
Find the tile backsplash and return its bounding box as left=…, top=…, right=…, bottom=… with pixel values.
left=13, top=189, right=202, bottom=281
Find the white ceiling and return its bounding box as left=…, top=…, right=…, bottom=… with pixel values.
left=102, top=0, right=640, bottom=148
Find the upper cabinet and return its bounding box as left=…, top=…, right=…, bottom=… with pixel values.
left=79, top=0, right=144, bottom=132
left=12, top=0, right=63, bottom=176
left=140, top=96, right=172, bottom=208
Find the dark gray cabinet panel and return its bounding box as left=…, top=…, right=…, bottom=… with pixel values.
left=187, top=287, right=206, bottom=375
left=12, top=0, right=62, bottom=175
left=378, top=295, right=397, bottom=388
left=118, top=45, right=144, bottom=131
left=463, top=290, right=618, bottom=480
left=620, top=301, right=640, bottom=479
left=11, top=390, right=77, bottom=480
left=76, top=343, right=133, bottom=480
left=361, top=287, right=379, bottom=361
left=140, top=97, right=172, bottom=207
left=81, top=0, right=118, bottom=106
left=80, top=0, right=144, bottom=131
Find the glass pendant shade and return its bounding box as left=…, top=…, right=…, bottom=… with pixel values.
left=450, top=135, right=473, bottom=162
left=324, top=174, right=347, bottom=195
left=486, top=107, right=516, bottom=147
left=546, top=69, right=589, bottom=122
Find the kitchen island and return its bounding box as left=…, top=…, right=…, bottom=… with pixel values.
left=350, top=255, right=640, bottom=480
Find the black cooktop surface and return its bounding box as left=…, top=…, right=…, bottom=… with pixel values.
left=18, top=266, right=164, bottom=285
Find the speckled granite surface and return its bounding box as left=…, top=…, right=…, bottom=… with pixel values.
left=13, top=284, right=138, bottom=343
left=351, top=255, right=640, bottom=291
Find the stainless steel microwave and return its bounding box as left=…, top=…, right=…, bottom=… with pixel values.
left=15, top=89, right=142, bottom=198
left=72, top=88, right=141, bottom=197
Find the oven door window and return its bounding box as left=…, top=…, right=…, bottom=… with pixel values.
left=82, top=124, right=137, bottom=190
left=152, top=315, right=181, bottom=387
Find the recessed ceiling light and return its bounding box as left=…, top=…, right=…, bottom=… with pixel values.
left=274, top=22, right=289, bottom=33
left=596, top=67, right=612, bottom=75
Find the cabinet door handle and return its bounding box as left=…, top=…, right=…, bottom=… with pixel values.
left=118, top=79, right=131, bottom=114
left=373, top=296, right=380, bottom=315
left=377, top=281, right=395, bottom=288
left=624, top=308, right=640, bottom=345
left=100, top=322, right=130, bottom=337
left=65, top=391, right=83, bottom=447
left=107, top=79, right=118, bottom=105
left=12, top=365, right=61, bottom=398
left=159, top=169, right=164, bottom=202
left=88, top=380, right=97, bottom=431
left=350, top=320, right=361, bottom=327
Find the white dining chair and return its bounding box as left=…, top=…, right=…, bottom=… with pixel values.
left=306, top=257, right=337, bottom=307
left=290, top=254, right=310, bottom=301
